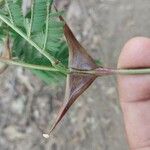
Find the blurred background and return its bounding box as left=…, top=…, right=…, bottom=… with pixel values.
left=0, top=0, right=150, bottom=149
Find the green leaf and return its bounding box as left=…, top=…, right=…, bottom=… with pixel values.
left=31, top=69, right=66, bottom=85
left=49, top=11, right=65, bottom=17
left=0, top=0, right=69, bottom=84
left=6, top=0, right=24, bottom=27
left=31, top=0, right=47, bottom=33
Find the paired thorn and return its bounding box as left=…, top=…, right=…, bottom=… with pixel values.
left=42, top=5, right=99, bottom=137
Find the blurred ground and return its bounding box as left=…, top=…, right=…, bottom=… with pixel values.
left=0, top=0, right=150, bottom=150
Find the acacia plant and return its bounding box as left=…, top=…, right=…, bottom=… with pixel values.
left=0, top=0, right=150, bottom=138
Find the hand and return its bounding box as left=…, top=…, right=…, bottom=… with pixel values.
left=117, top=37, right=150, bottom=150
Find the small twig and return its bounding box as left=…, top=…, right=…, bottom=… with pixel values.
left=0, top=35, right=11, bottom=74
left=0, top=57, right=60, bottom=72
left=114, top=68, right=150, bottom=75
left=0, top=57, right=150, bottom=76
left=3, top=34, right=11, bottom=59
left=71, top=67, right=150, bottom=76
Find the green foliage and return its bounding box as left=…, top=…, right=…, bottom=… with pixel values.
left=0, top=0, right=69, bottom=84
left=6, top=0, right=24, bottom=27
left=31, top=0, right=48, bottom=33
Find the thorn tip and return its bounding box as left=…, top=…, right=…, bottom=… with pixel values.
left=43, top=133, right=50, bottom=139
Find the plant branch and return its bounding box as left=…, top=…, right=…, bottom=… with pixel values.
left=0, top=14, right=55, bottom=63
left=114, top=68, right=150, bottom=75
left=0, top=57, right=60, bottom=72
left=1, top=54, right=150, bottom=76
left=0, top=14, right=68, bottom=74
left=95, top=68, right=150, bottom=75
left=71, top=67, right=150, bottom=76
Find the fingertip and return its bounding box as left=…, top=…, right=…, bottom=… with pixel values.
left=118, top=37, right=150, bottom=69
left=117, top=37, right=150, bottom=149
left=117, top=36, right=150, bottom=102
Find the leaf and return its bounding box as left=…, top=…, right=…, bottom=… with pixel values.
left=31, top=0, right=48, bottom=33
left=11, top=30, right=68, bottom=84
left=31, top=69, right=65, bottom=85
left=49, top=11, right=65, bottom=18
left=0, top=0, right=5, bottom=9
left=45, top=18, right=65, bottom=52
left=0, top=1, right=68, bottom=85
left=6, top=0, right=24, bottom=27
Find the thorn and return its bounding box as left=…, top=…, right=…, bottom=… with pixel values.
left=42, top=133, right=50, bottom=139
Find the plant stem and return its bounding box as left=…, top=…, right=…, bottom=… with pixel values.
left=94, top=68, right=150, bottom=76
left=71, top=68, right=150, bottom=76
left=0, top=57, right=59, bottom=72
left=1, top=57, right=150, bottom=76
left=114, top=68, right=150, bottom=75
left=43, top=1, right=51, bottom=51
left=0, top=14, right=67, bottom=74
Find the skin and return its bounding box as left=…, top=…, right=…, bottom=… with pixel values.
left=117, top=37, right=150, bottom=150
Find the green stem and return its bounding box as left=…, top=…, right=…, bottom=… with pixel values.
left=114, top=68, right=150, bottom=75
left=43, top=1, right=51, bottom=51
left=0, top=14, right=67, bottom=74
left=71, top=68, right=150, bottom=76
left=0, top=57, right=59, bottom=72
left=0, top=57, right=150, bottom=76
left=28, top=0, right=34, bottom=38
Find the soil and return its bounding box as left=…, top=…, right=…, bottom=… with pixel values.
left=0, top=0, right=150, bottom=150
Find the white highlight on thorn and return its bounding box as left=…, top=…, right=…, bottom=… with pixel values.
left=43, top=134, right=50, bottom=139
